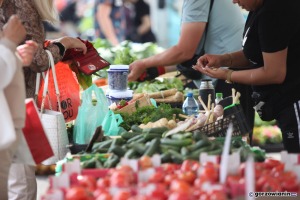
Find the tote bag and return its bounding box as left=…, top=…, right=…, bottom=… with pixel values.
left=37, top=50, right=69, bottom=165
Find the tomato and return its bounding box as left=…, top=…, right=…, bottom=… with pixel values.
left=146, top=183, right=167, bottom=199
left=149, top=170, right=165, bottom=183
left=77, top=175, right=97, bottom=191
left=199, top=165, right=218, bottom=183
left=161, top=163, right=180, bottom=172
left=261, top=179, right=282, bottom=192
left=264, top=159, right=282, bottom=169
left=164, top=174, right=178, bottom=185
left=139, top=156, right=153, bottom=170
left=97, top=177, right=110, bottom=189
left=281, top=178, right=299, bottom=192
left=113, top=190, right=132, bottom=200
left=209, top=190, right=227, bottom=200
left=168, top=192, right=191, bottom=200
left=194, top=177, right=211, bottom=189
left=256, top=175, right=271, bottom=192
left=181, top=160, right=200, bottom=172
left=170, top=180, right=191, bottom=194
left=198, top=192, right=210, bottom=200
left=116, top=165, right=136, bottom=184
left=95, top=190, right=112, bottom=200
left=65, top=186, right=93, bottom=200
left=177, top=171, right=196, bottom=184
left=110, top=171, right=131, bottom=188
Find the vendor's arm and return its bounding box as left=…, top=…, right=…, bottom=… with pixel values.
left=96, top=2, right=119, bottom=46
left=197, top=48, right=287, bottom=85
left=128, top=22, right=206, bottom=81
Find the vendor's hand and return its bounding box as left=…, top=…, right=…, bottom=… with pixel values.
left=17, top=40, right=38, bottom=66
left=194, top=54, right=223, bottom=70
left=194, top=65, right=229, bottom=81
left=128, top=60, right=147, bottom=82
left=3, top=15, right=26, bottom=45
left=53, top=37, right=87, bottom=54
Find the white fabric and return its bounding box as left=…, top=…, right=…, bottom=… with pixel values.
left=0, top=45, right=17, bottom=151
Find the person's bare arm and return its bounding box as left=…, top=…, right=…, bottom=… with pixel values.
left=137, top=15, right=151, bottom=35
left=128, top=22, right=206, bottom=81
left=97, top=3, right=119, bottom=46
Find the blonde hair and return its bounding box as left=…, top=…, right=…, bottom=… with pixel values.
left=32, top=0, right=59, bottom=23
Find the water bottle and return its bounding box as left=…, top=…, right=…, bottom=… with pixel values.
left=182, top=92, right=199, bottom=116
left=215, top=93, right=223, bottom=104
left=199, top=79, right=215, bottom=110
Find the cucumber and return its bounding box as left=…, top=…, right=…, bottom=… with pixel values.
left=160, top=152, right=172, bottom=163
left=111, top=146, right=126, bottom=157
left=94, top=148, right=109, bottom=154
left=131, top=124, right=143, bottom=133
left=144, top=133, right=162, bottom=141
left=193, top=130, right=207, bottom=141
left=171, top=134, right=186, bottom=140
left=81, top=158, right=96, bottom=169
left=142, top=127, right=169, bottom=134
left=143, top=138, right=160, bottom=156
left=124, top=149, right=138, bottom=159
left=187, top=139, right=211, bottom=152
left=121, top=131, right=141, bottom=140
left=132, top=143, right=146, bottom=155
left=168, top=149, right=184, bottom=164
left=180, top=147, right=189, bottom=156
left=160, top=138, right=193, bottom=147
left=104, top=154, right=119, bottom=168
left=160, top=144, right=181, bottom=153
left=92, top=140, right=113, bottom=152
left=127, top=134, right=144, bottom=144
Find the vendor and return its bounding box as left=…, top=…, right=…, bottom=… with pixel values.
left=194, top=0, right=300, bottom=153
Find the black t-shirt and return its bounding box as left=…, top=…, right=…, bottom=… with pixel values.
left=243, top=0, right=300, bottom=96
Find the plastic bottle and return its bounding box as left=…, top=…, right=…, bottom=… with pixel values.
left=199, top=79, right=215, bottom=110
left=182, top=92, right=199, bottom=116
left=215, top=93, right=223, bottom=104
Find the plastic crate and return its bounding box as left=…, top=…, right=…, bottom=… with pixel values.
left=198, top=104, right=251, bottom=137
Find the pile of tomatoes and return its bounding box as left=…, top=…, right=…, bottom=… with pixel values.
left=50, top=157, right=299, bottom=200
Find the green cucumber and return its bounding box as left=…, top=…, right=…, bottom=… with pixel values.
left=142, top=127, right=169, bottom=134
left=168, top=149, right=184, bottom=164
left=127, top=134, right=144, bottom=144
left=160, top=138, right=193, bottom=147
left=144, top=133, right=162, bottom=141
left=132, top=143, right=146, bottom=155
left=187, top=139, right=211, bottom=152
left=111, top=146, right=126, bottom=157
left=131, top=124, right=143, bottom=133
left=121, top=131, right=141, bottom=140
left=143, top=138, right=160, bottom=156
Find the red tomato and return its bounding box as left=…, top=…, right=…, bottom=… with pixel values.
left=164, top=174, right=178, bottom=185
left=77, top=175, right=97, bottom=191
left=194, top=177, right=211, bottom=189
left=264, top=159, right=282, bottom=169
left=281, top=178, right=299, bottom=192
left=139, top=156, right=153, bottom=170
left=110, top=171, right=131, bottom=188
left=168, top=192, right=191, bottom=200
left=149, top=170, right=165, bottom=183
left=147, top=183, right=167, bottom=199
left=199, top=166, right=218, bottom=183
left=256, top=175, right=271, bottom=192
left=198, top=191, right=211, bottom=200
left=177, top=171, right=196, bottom=184
left=161, top=163, right=180, bottom=172
left=97, top=177, right=110, bottom=189
left=65, top=186, right=93, bottom=200
left=181, top=160, right=200, bottom=172
left=209, top=190, right=227, bottom=200
left=113, top=190, right=132, bottom=200
left=170, top=180, right=191, bottom=194
left=95, top=191, right=112, bottom=200
left=261, top=179, right=282, bottom=192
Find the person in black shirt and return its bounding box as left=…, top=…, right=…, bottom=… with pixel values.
left=125, top=0, right=156, bottom=43
left=193, top=0, right=300, bottom=153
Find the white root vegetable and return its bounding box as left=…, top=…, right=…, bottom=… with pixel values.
left=164, top=118, right=194, bottom=137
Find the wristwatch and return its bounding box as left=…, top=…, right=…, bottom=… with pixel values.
left=53, top=42, right=66, bottom=56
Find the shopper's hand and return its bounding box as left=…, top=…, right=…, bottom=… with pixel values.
left=17, top=40, right=38, bottom=66
left=53, top=37, right=87, bottom=54
left=195, top=65, right=229, bottom=81
left=128, top=60, right=147, bottom=82
left=2, top=15, right=26, bottom=45
left=194, top=54, right=224, bottom=70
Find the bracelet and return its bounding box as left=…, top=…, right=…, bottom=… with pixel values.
left=53, top=42, right=66, bottom=56
left=226, top=53, right=233, bottom=66
left=225, top=69, right=234, bottom=84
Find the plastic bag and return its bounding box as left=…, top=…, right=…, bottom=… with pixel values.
left=73, top=84, right=108, bottom=144
left=102, top=110, right=123, bottom=136
left=37, top=61, right=81, bottom=122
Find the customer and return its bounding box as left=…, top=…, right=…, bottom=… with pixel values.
left=94, top=0, right=126, bottom=46
left=125, top=0, right=156, bottom=43
left=128, top=0, right=255, bottom=130
left=0, top=15, right=37, bottom=200
left=194, top=0, right=300, bottom=153
left=0, top=0, right=87, bottom=199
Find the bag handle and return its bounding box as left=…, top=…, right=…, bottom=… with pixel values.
left=36, top=50, right=62, bottom=113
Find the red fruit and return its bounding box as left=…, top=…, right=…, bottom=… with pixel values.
left=65, top=186, right=93, bottom=200
left=77, top=175, right=97, bottom=191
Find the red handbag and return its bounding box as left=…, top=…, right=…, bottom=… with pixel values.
left=62, top=38, right=110, bottom=75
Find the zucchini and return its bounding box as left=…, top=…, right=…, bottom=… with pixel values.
left=143, top=133, right=162, bottom=141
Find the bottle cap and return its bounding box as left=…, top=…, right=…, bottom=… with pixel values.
left=216, top=93, right=223, bottom=98
left=187, top=92, right=193, bottom=97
